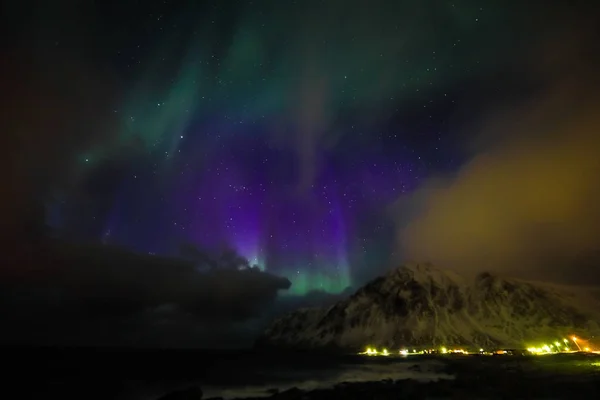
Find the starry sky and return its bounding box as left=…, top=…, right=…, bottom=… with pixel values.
left=3, top=0, right=599, bottom=298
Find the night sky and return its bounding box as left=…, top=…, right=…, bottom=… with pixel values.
left=1, top=1, right=600, bottom=346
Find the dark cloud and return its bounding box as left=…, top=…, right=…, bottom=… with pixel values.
left=395, top=22, right=600, bottom=284
left=0, top=241, right=290, bottom=347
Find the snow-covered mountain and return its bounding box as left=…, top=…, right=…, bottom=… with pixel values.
left=257, top=263, right=600, bottom=350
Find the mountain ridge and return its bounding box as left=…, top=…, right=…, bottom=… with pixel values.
left=257, top=263, right=600, bottom=350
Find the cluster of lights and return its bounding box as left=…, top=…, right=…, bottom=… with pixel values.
left=362, top=347, right=390, bottom=356
left=360, top=346, right=469, bottom=356
left=527, top=336, right=592, bottom=355
left=359, top=336, right=595, bottom=358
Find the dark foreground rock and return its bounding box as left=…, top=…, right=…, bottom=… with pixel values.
left=198, top=355, right=600, bottom=400
left=200, top=377, right=597, bottom=400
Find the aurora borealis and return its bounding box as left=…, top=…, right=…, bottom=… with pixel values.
left=8, top=0, right=597, bottom=297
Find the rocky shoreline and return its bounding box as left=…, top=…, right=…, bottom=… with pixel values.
left=160, top=374, right=598, bottom=400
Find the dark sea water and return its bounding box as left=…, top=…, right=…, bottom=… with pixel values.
left=5, top=347, right=452, bottom=399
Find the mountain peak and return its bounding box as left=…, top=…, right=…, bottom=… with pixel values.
left=386, top=263, right=466, bottom=286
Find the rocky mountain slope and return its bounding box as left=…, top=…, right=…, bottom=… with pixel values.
left=257, top=263, right=600, bottom=350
